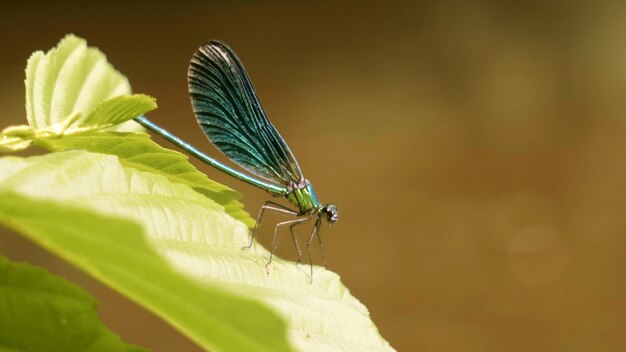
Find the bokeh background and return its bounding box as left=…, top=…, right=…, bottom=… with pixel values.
left=2, top=1, right=626, bottom=351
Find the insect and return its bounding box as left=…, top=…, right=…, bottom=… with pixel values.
left=135, top=41, right=338, bottom=275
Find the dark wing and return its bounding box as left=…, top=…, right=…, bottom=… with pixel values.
left=188, top=40, right=303, bottom=185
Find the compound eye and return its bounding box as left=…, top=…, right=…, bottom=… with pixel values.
left=324, top=204, right=338, bottom=224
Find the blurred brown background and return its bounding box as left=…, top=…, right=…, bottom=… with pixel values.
left=2, top=1, right=626, bottom=351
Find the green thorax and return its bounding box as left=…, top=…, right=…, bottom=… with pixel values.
left=286, top=179, right=321, bottom=214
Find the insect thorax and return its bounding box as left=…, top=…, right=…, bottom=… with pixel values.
left=286, top=179, right=321, bottom=214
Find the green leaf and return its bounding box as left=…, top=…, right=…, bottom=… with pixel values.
left=0, top=125, right=35, bottom=152
left=0, top=151, right=394, bottom=352
left=24, top=34, right=147, bottom=135
left=0, top=135, right=32, bottom=152
left=80, top=95, right=157, bottom=128
left=1, top=125, right=36, bottom=138
left=0, top=151, right=291, bottom=352
left=0, top=195, right=291, bottom=352
left=35, top=131, right=254, bottom=228
left=0, top=256, right=146, bottom=352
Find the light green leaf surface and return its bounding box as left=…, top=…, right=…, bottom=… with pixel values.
left=24, top=34, right=148, bottom=135
left=80, top=95, right=156, bottom=128
left=35, top=131, right=254, bottom=228
left=0, top=125, right=36, bottom=151
left=0, top=256, right=146, bottom=352
left=0, top=151, right=394, bottom=352
left=0, top=135, right=32, bottom=152
left=0, top=170, right=291, bottom=351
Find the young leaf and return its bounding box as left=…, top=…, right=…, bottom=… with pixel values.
left=0, top=135, right=32, bottom=152
left=0, top=125, right=36, bottom=151
left=0, top=151, right=395, bottom=352
left=35, top=131, right=254, bottom=228
left=24, top=34, right=148, bottom=134
left=80, top=95, right=157, bottom=128
left=0, top=256, right=146, bottom=352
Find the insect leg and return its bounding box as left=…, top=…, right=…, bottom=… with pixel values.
left=289, top=218, right=312, bottom=263
left=315, top=221, right=327, bottom=269
left=268, top=216, right=310, bottom=265
left=306, top=217, right=323, bottom=281
left=244, top=201, right=298, bottom=250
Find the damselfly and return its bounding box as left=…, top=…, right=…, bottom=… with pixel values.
left=135, top=41, right=338, bottom=276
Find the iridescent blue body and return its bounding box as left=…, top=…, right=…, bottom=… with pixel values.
left=134, top=40, right=338, bottom=275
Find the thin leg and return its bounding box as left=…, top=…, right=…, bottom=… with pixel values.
left=289, top=220, right=306, bottom=263
left=288, top=216, right=313, bottom=263
left=315, top=222, right=327, bottom=269
left=306, top=217, right=322, bottom=282
left=244, top=201, right=298, bottom=249
left=268, top=216, right=310, bottom=265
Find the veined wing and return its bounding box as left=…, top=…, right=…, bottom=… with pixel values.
left=188, top=40, right=303, bottom=185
